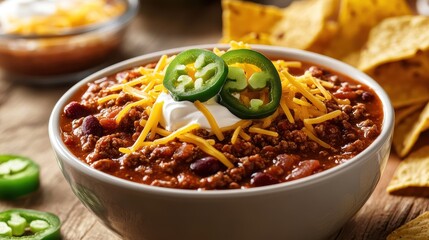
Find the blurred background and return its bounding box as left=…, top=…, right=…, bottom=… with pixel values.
left=0, top=0, right=423, bottom=85
left=0, top=0, right=293, bottom=85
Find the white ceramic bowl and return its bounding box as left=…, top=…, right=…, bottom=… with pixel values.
left=49, top=44, right=394, bottom=240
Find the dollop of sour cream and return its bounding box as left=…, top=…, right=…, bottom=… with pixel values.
left=157, top=92, right=241, bottom=132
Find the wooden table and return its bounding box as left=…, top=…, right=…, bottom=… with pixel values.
left=1, top=2, right=428, bottom=239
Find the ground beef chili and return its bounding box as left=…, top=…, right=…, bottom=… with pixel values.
left=60, top=58, right=383, bottom=190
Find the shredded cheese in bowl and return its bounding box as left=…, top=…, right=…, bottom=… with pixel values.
left=0, top=0, right=138, bottom=84
left=0, top=0, right=126, bottom=35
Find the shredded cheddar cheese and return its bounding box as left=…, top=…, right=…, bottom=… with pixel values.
left=154, top=55, right=169, bottom=73
left=194, top=101, right=225, bottom=141
left=155, top=127, right=172, bottom=137
left=97, top=94, right=119, bottom=104
left=219, top=120, right=253, bottom=132
left=279, top=97, right=295, bottom=124
left=309, top=74, right=331, bottom=100
left=273, top=60, right=302, bottom=69
left=178, top=133, right=234, bottom=169
left=119, top=101, right=164, bottom=153
left=239, top=130, right=251, bottom=141
left=261, top=109, right=280, bottom=129
left=108, top=76, right=147, bottom=91
left=139, top=123, right=200, bottom=147
left=334, top=97, right=351, bottom=105
left=229, top=41, right=251, bottom=50
left=303, top=110, right=342, bottom=125
left=282, top=70, right=327, bottom=113
left=302, top=127, right=331, bottom=149
left=122, top=85, right=151, bottom=99
left=115, top=98, right=151, bottom=124
left=231, top=126, right=242, bottom=144
left=249, top=127, right=279, bottom=137
left=293, top=97, right=312, bottom=107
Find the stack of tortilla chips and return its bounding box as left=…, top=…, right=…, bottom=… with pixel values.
left=387, top=211, right=429, bottom=239
left=222, top=0, right=429, bottom=237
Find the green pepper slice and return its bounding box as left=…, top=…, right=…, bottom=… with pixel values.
left=0, top=209, right=61, bottom=240
left=0, top=155, right=40, bottom=199
left=163, top=49, right=228, bottom=102
left=219, top=49, right=282, bottom=119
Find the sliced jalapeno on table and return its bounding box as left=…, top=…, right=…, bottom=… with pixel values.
left=0, top=209, right=61, bottom=239
left=0, top=155, right=40, bottom=199
left=219, top=49, right=282, bottom=119
left=163, top=49, right=228, bottom=102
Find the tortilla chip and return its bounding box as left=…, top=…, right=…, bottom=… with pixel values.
left=339, top=0, right=412, bottom=42
left=338, top=50, right=361, bottom=67
left=270, top=0, right=339, bottom=51
left=367, top=61, right=429, bottom=108
left=388, top=146, right=429, bottom=196
left=327, top=0, right=411, bottom=64
left=395, top=103, right=426, bottom=126
left=323, top=0, right=412, bottom=63
left=233, top=32, right=272, bottom=45
left=221, top=0, right=283, bottom=44
left=387, top=211, right=429, bottom=240
left=393, top=103, right=429, bottom=157
left=359, top=16, right=429, bottom=72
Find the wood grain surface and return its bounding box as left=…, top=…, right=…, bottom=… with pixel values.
left=0, top=2, right=428, bottom=240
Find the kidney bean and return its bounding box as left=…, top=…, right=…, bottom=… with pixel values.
left=275, top=154, right=300, bottom=172
left=82, top=115, right=103, bottom=136
left=361, top=91, right=374, bottom=101
left=190, top=157, right=222, bottom=177
left=150, top=146, right=174, bottom=159
left=173, top=143, right=195, bottom=162
left=308, top=66, right=323, bottom=78
left=333, top=84, right=359, bottom=100
left=99, top=118, right=117, bottom=130
left=328, top=75, right=340, bottom=85
left=250, top=172, right=279, bottom=187
left=286, top=160, right=321, bottom=181
left=333, top=90, right=357, bottom=100
left=64, top=101, right=89, bottom=119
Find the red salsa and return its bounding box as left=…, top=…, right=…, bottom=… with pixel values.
left=60, top=52, right=383, bottom=190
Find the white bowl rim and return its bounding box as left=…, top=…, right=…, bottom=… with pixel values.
left=49, top=43, right=394, bottom=198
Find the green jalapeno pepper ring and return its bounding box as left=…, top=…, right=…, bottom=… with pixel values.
left=219, top=49, right=282, bottom=119
left=163, top=49, right=228, bottom=102
left=0, top=155, right=40, bottom=199
left=0, top=209, right=61, bottom=240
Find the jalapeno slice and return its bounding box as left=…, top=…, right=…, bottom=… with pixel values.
left=0, top=155, right=40, bottom=199
left=163, top=49, right=228, bottom=102
left=0, top=209, right=61, bottom=240
left=219, top=49, right=282, bottom=119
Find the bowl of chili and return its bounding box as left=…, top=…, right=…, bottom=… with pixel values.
left=49, top=43, right=394, bottom=240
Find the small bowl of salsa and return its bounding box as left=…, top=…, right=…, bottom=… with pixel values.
left=0, top=0, right=139, bottom=85
left=49, top=43, right=394, bottom=240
